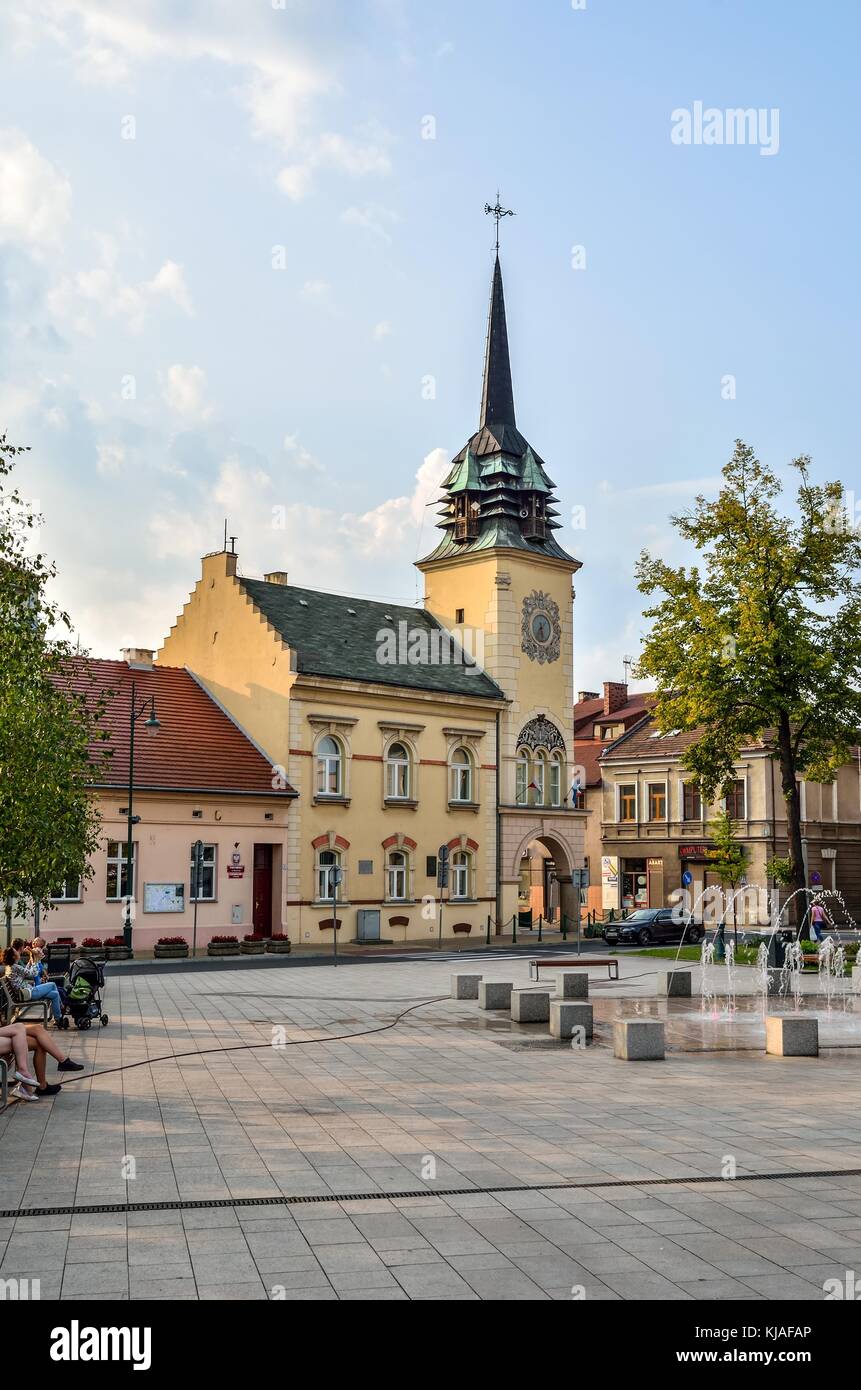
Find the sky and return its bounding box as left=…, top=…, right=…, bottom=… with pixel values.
left=1, top=0, right=859, bottom=693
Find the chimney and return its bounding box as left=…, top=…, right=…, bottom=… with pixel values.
left=577, top=690, right=599, bottom=703
left=603, top=681, right=627, bottom=715
left=264, top=571, right=289, bottom=586
left=122, top=647, right=154, bottom=669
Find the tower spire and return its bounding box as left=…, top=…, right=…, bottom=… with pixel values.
left=480, top=254, right=516, bottom=430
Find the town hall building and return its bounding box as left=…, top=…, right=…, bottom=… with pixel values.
left=155, top=252, right=588, bottom=945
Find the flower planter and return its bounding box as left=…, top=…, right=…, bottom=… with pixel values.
left=105, top=946, right=133, bottom=961
left=240, top=941, right=266, bottom=956
left=207, top=942, right=240, bottom=957
left=154, top=944, right=189, bottom=960
left=80, top=947, right=106, bottom=963
left=265, top=939, right=292, bottom=954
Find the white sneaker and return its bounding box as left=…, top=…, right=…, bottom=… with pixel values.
left=10, top=1084, right=38, bottom=1102
left=14, top=1071, right=38, bottom=1086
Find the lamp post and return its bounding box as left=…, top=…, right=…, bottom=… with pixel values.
left=123, top=677, right=160, bottom=949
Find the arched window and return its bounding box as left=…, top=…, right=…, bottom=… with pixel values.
left=386, top=742, right=410, bottom=800
left=449, top=747, right=473, bottom=803
left=451, top=850, right=472, bottom=900
left=386, top=850, right=408, bottom=901
left=516, top=749, right=530, bottom=806
left=316, top=736, right=342, bottom=797
left=533, top=753, right=546, bottom=807
left=316, top=847, right=341, bottom=900
left=549, top=754, right=562, bottom=807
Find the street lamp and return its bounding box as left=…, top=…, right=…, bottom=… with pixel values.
left=123, top=678, right=160, bottom=949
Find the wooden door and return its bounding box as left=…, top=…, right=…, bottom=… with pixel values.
left=253, top=844, right=273, bottom=937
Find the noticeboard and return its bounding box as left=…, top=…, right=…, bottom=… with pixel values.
left=143, top=882, right=185, bottom=914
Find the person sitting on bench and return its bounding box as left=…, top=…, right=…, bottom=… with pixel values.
left=4, top=943, right=64, bottom=1026
left=21, top=1021, right=85, bottom=1096
left=0, top=1022, right=41, bottom=1101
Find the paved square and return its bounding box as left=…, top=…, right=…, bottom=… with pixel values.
left=2, top=950, right=861, bottom=1301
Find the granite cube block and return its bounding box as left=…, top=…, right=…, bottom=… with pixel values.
left=450, top=974, right=482, bottom=1000
left=478, top=981, right=513, bottom=1010
left=765, top=1015, right=819, bottom=1057
left=510, top=989, right=551, bottom=1023
left=613, top=1019, right=665, bottom=1060
left=555, top=972, right=589, bottom=999
left=549, top=1000, right=593, bottom=1040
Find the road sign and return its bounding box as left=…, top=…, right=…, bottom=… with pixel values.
left=437, top=844, right=449, bottom=888
left=681, top=869, right=692, bottom=887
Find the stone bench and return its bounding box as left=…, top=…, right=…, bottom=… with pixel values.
left=550, top=999, right=593, bottom=1040
left=555, top=972, right=589, bottom=999
left=450, top=973, right=482, bottom=1000
left=765, top=1015, right=819, bottom=1057
left=478, top=980, right=513, bottom=1010
left=656, top=970, right=691, bottom=998
left=613, top=1018, right=665, bottom=1060
left=511, top=989, right=551, bottom=1023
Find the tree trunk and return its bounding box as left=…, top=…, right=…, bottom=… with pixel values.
left=777, top=712, right=806, bottom=929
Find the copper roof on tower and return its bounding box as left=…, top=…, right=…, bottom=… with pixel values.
left=420, top=255, right=579, bottom=567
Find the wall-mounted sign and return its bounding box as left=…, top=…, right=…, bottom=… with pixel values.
left=144, top=882, right=185, bottom=913
left=227, top=864, right=245, bottom=880
left=679, top=845, right=713, bottom=861
left=601, top=855, right=619, bottom=910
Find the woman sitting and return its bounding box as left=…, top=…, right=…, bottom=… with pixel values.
left=21, top=1021, right=85, bottom=1095
left=0, top=1022, right=41, bottom=1101
left=4, top=943, right=64, bottom=1026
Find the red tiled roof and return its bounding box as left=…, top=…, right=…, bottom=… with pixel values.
left=57, top=658, right=296, bottom=797
left=572, top=691, right=653, bottom=736
left=571, top=739, right=606, bottom=788
left=598, top=713, right=764, bottom=762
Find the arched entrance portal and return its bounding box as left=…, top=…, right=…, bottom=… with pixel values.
left=511, top=829, right=579, bottom=930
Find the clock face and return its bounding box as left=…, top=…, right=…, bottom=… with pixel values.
left=531, top=612, right=552, bottom=644
left=521, top=590, right=561, bottom=664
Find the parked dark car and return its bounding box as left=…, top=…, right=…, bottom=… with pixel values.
left=603, top=908, right=704, bottom=948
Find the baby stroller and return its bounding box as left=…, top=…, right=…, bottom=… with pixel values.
left=60, top=957, right=109, bottom=1030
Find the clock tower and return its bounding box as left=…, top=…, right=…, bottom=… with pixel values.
left=418, top=251, right=586, bottom=927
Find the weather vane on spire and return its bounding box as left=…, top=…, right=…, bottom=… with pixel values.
left=484, top=192, right=515, bottom=255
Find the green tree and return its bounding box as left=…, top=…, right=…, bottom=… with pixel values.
left=635, top=440, right=861, bottom=906
left=0, top=434, right=111, bottom=920
left=707, top=810, right=747, bottom=951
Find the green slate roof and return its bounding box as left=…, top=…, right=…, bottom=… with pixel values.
left=239, top=579, right=506, bottom=701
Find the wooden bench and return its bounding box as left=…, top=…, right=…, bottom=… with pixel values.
left=0, top=978, right=51, bottom=1026
left=529, top=956, right=619, bottom=982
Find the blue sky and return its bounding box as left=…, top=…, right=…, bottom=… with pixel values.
left=1, top=0, right=858, bottom=690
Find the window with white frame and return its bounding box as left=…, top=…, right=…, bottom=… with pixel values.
left=50, top=876, right=82, bottom=903
left=386, top=742, right=411, bottom=800
left=516, top=749, right=530, bottom=805
left=190, top=843, right=217, bottom=901
left=386, top=850, right=409, bottom=901
left=106, top=841, right=136, bottom=900
left=549, top=754, right=562, bottom=807
left=316, top=848, right=341, bottom=901
left=315, top=736, right=343, bottom=797
left=451, top=850, right=472, bottom=899
left=449, top=747, right=473, bottom=803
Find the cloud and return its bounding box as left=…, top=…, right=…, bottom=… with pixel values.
left=341, top=202, right=399, bottom=245
left=160, top=364, right=212, bottom=420
left=373, top=320, right=392, bottom=341
left=283, top=433, right=323, bottom=474
left=0, top=128, right=72, bottom=252
left=48, top=250, right=194, bottom=335
left=14, top=2, right=393, bottom=200
left=96, top=442, right=124, bottom=476
left=300, top=278, right=332, bottom=305
left=147, top=259, right=193, bottom=316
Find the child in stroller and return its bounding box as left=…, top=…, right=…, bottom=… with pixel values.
left=61, top=957, right=109, bottom=1030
